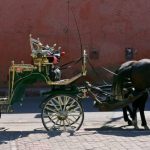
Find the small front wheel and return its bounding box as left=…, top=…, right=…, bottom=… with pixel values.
left=41, top=95, right=84, bottom=132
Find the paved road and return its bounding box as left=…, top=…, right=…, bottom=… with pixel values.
left=1, top=96, right=150, bottom=150
left=1, top=111, right=150, bottom=150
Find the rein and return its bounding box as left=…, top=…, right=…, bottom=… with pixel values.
left=101, top=67, right=117, bottom=76
left=87, top=58, right=118, bottom=80
left=60, top=57, right=82, bottom=70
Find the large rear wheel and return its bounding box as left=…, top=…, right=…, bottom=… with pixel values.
left=41, top=94, right=84, bottom=132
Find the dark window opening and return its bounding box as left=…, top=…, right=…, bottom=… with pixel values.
left=125, top=48, right=134, bottom=60
left=90, top=49, right=99, bottom=60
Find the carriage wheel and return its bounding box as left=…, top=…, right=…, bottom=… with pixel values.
left=41, top=94, right=84, bottom=132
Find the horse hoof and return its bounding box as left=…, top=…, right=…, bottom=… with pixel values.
left=144, top=126, right=149, bottom=130
left=128, top=120, right=133, bottom=126
left=132, top=121, right=139, bottom=129
left=134, top=125, right=139, bottom=130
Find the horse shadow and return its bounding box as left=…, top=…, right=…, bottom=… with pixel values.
left=83, top=126, right=150, bottom=137
left=83, top=115, right=150, bottom=137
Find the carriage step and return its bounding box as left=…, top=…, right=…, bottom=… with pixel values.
left=0, top=97, right=9, bottom=112
left=0, top=97, right=9, bottom=104
left=0, top=97, right=13, bottom=113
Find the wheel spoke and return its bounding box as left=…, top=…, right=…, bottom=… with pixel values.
left=50, top=116, right=58, bottom=120
left=67, top=116, right=77, bottom=124
left=63, top=96, right=70, bottom=111
left=65, top=119, right=72, bottom=128
left=68, top=114, right=81, bottom=117
left=49, top=119, right=60, bottom=130
left=64, top=96, right=70, bottom=105
left=43, top=113, right=57, bottom=119
left=67, top=117, right=80, bottom=125
left=70, top=115, right=79, bottom=121
left=68, top=109, right=80, bottom=113
left=63, top=120, right=66, bottom=131
left=53, top=97, right=63, bottom=110
left=67, top=100, right=76, bottom=109
left=50, top=98, right=62, bottom=111
left=44, top=106, right=58, bottom=113
left=58, top=96, right=63, bottom=105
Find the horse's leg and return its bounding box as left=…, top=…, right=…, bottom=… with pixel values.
left=123, top=106, right=132, bottom=125
left=132, top=104, right=139, bottom=129
left=139, top=106, right=149, bottom=129
left=123, top=107, right=129, bottom=123
left=126, top=105, right=133, bottom=119
left=136, top=92, right=149, bottom=129
left=138, top=93, right=149, bottom=129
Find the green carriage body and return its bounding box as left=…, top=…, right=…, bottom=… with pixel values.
left=8, top=63, right=83, bottom=105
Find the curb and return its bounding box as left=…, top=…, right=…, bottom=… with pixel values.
left=0, top=88, right=50, bottom=97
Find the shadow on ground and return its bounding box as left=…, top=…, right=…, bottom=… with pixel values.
left=1, top=125, right=150, bottom=145
left=0, top=129, right=63, bottom=145
left=83, top=115, right=150, bottom=137
left=1, top=114, right=150, bottom=145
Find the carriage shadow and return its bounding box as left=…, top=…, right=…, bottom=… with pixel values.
left=1, top=126, right=150, bottom=145
left=0, top=129, right=63, bottom=145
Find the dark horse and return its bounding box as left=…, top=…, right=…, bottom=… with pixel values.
left=112, top=59, right=150, bottom=129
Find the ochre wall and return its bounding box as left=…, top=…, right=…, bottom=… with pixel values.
left=0, top=0, right=150, bottom=85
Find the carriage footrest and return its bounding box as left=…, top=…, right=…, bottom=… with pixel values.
left=0, top=97, right=9, bottom=104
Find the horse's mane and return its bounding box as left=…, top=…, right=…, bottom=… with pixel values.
left=112, top=58, right=150, bottom=100
left=112, top=60, right=137, bottom=100
left=119, top=60, right=137, bottom=71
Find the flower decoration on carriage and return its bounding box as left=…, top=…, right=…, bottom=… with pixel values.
left=29, top=34, right=65, bottom=65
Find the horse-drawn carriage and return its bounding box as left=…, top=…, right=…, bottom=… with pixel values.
left=0, top=35, right=149, bottom=132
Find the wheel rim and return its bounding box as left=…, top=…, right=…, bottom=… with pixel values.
left=41, top=95, right=84, bottom=132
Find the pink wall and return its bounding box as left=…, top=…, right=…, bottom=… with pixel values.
left=0, top=0, right=150, bottom=85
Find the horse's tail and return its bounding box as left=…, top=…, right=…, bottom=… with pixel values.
left=112, top=66, right=132, bottom=100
